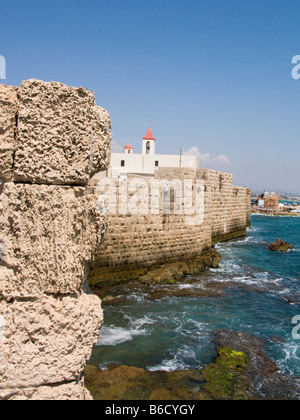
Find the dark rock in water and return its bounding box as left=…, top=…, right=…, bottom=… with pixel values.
left=101, top=295, right=126, bottom=305
left=213, top=330, right=300, bottom=400
left=138, top=248, right=222, bottom=285
left=89, top=248, right=222, bottom=288
left=283, top=294, right=300, bottom=304
left=268, top=239, right=294, bottom=252
left=201, top=345, right=249, bottom=400
left=200, top=248, right=222, bottom=269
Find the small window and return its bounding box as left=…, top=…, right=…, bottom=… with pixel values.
left=121, top=160, right=125, bottom=167
left=155, top=161, right=159, bottom=167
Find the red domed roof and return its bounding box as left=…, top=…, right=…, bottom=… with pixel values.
left=124, top=144, right=133, bottom=150
left=143, top=127, right=156, bottom=141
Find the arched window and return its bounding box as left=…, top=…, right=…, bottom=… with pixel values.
left=146, top=141, right=151, bottom=154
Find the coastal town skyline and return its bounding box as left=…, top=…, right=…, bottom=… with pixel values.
left=1, top=0, right=300, bottom=194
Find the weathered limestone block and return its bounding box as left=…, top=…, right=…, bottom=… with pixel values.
left=0, top=80, right=111, bottom=400
left=0, top=293, right=103, bottom=391
left=0, top=85, right=19, bottom=181
left=14, top=79, right=111, bottom=185
left=0, top=182, right=106, bottom=299
left=1, top=381, right=92, bottom=401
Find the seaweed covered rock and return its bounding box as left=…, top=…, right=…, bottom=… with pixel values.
left=213, top=330, right=300, bottom=400
left=138, top=248, right=222, bottom=285
left=202, top=346, right=248, bottom=400
left=90, top=248, right=222, bottom=288
left=84, top=364, right=210, bottom=401
left=199, top=248, right=222, bottom=269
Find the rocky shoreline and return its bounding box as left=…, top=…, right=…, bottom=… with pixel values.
left=86, top=235, right=299, bottom=401
left=85, top=330, right=300, bottom=400
left=89, top=247, right=222, bottom=293
left=91, top=246, right=285, bottom=304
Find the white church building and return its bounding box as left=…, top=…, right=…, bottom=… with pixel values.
left=108, top=126, right=199, bottom=179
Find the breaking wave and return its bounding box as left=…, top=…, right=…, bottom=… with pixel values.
left=97, top=315, right=156, bottom=346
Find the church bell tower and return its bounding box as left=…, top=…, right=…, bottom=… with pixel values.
left=142, top=123, right=156, bottom=155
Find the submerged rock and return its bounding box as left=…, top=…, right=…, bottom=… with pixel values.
left=283, top=294, right=300, bottom=305
left=269, top=335, right=286, bottom=344
left=268, top=239, right=294, bottom=252
left=84, top=365, right=210, bottom=401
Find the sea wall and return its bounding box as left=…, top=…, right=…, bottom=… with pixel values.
left=0, top=80, right=111, bottom=400
left=197, top=168, right=251, bottom=244
left=89, top=167, right=251, bottom=286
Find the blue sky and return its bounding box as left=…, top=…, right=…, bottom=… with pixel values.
left=1, top=0, right=300, bottom=194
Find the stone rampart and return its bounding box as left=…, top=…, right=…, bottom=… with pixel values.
left=89, top=167, right=251, bottom=286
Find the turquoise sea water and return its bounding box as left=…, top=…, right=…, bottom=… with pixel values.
left=90, top=216, right=300, bottom=377
left=280, top=200, right=300, bottom=205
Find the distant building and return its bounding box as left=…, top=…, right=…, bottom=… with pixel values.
left=108, top=125, right=199, bottom=179
left=252, top=192, right=280, bottom=213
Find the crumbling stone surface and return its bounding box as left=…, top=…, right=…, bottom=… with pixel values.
left=0, top=80, right=110, bottom=400
left=0, top=294, right=103, bottom=391
left=14, top=79, right=111, bottom=185
left=0, top=183, right=106, bottom=299
left=0, top=85, right=19, bottom=181
left=1, top=380, right=93, bottom=401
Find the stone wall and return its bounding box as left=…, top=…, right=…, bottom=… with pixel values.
left=0, top=80, right=111, bottom=400
left=89, top=167, right=251, bottom=286
left=196, top=169, right=251, bottom=244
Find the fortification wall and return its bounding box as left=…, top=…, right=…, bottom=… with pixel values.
left=197, top=169, right=251, bottom=244
left=0, top=80, right=111, bottom=400
left=90, top=167, right=251, bottom=286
